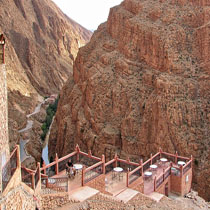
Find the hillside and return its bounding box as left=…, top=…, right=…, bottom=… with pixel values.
left=49, top=0, right=210, bottom=201
left=0, top=0, right=92, bottom=149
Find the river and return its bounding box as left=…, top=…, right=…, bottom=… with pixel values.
left=18, top=99, right=47, bottom=163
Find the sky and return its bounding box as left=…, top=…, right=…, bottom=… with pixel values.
left=52, top=0, right=123, bottom=30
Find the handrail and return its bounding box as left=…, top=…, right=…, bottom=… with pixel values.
left=2, top=146, right=18, bottom=169
left=79, top=151, right=101, bottom=161
left=129, top=165, right=142, bottom=176
left=57, top=151, right=77, bottom=162
left=104, top=159, right=115, bottom=167
left=162, top=151, right=190, bottom=161
left=152, top=152, right=161, bottom=159
left=85, top=161, right=103, bottom=172
left=142, top=158, right=151, bottom=166
left=183, top=159, right=192, bottom=169
left=21, top=166, right=35, bottom=174
left=117, top=158, right=139, bottom=166
left=161, top=151, right=176, bottom=157
left=171, top=165, right=180, bottom=170
left=41, top=161, right=56, bottom=170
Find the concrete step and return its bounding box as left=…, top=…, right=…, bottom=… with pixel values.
left=115, top=188, right=139, bottom=203
left=68, top=186, right=99, bottom=202
left=148, top=192, right=164, bottom=202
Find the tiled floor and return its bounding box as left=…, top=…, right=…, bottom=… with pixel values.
left=52, top=169, right=82, bottom=192
left=143, top=161, right=171, bottom=195
left=105, top=171, right=127, bottom=196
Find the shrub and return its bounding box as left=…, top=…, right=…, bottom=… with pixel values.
left=41, top=96, right=59, bottom=141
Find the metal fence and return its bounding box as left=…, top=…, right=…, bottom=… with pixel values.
left=164, top=167, right=171, bottom=179
left=84, top=163, right=103, bottom=184
left=161, top=152, right=176, bottom=163
left=45, top=164, right=56, bottom=177
left=41, top=177, right=68, bottom=194
left=151, top=153, right=161, bottom=165
left=177, top=156, right=189, bottom=163
left=156, top=175, right=164, bottom=189
left=58, top=154, right=77, bottom=173
left=128, top=167, right=142, bottom=185
left=79, top=154, right=100, bottom=167
left=105, top=161, right=116, bottom=174
left=183, top=161, right=192, bottom=175
left=118, top=161, right=137, bottom=172
left=2, top=148, right=18, bottom=192
left=21, top=167, right=33, bottom=189
left=35, top=166, right=40, bottom=188
left=143, top=160, right=151, bottom=172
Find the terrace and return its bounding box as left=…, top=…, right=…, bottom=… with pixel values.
left=38, top=146, right=192, bottom=197
left=3, top=145, right=192, bottom=201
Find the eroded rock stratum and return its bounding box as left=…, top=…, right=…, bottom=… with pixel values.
left=0, top=0, right=91, bottom=150
left=49, top=0, right=210, bottom=200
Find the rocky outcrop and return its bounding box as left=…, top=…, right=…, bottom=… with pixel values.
left=0, top=0, right=92, bottom=149
left=49, top=0, right=210, bottom=200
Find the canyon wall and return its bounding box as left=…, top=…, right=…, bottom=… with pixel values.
left=0, top=0, right=92, bottom=149
left=49, top=0, right=210, bottom=200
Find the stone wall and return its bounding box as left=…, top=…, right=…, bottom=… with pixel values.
left=41, top=193, right=76, bottom=210
left=85, top=174, right=105, bottom=193
left=1, top=185, right=36, bottom=210
left=181, top=169, right=192, bottom=196
left=0, top=64, right=10, bottom=191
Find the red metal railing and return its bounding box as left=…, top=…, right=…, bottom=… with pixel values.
left=154, top=166, right=171, bottom=190
left=128, top=165, right=142, bottom=186
left=21, top=167, right=34, bottom=189
left=41, top=174, right=68, bottom=194
left=183, top=159, right=192, bottom=175
left=83, top=161, right=104, bottom=185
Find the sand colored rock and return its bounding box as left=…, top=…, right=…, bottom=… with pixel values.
left=49, top=0, right=210, bottom=200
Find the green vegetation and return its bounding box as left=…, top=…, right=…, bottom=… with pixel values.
left=41, top=97, right=59, bottom=141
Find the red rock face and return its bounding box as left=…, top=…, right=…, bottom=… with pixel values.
left=49, top=0, right=210, bottom=200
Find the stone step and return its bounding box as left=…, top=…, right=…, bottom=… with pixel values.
left=148, top=192, right=164, bottom=202
left=115, top=188, right=139, bottom=203
left=68, top=186, right=99, bottom=202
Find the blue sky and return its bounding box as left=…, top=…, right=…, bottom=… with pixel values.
left=52, top=0, right=123, bottom=30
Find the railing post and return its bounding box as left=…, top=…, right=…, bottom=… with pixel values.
left=159, top=147, right=162, bottom=158
left=37, top=162, right=40, bottom=181
left=114, top=154, right=118, bottom=168
left=150, top=153, right=153, bottom=165
left=126, top=168, right=129, bottom=187
left=82, top=166, right=85, bottom=186
left=88, top=150, right=92, bottom=157
left=16, top=145, right=21, bottom=169
left=140, top=159, right=143, bottom=175
left=180, top=165, right=183, bottom=176
left=55, top=153, right=59, bottom=175
left=42, top=161, right=46, bottom=175
left=175, top=151, right=178, bottom=164
left=102, top=155, right=105, bottom=174
left=163, top=169, right=165, bottom=181
left=154, top=176, right=156, bottom=191
left=76, top=144, right=80, bottom=162
left=32, top=173, right=35, bottom=190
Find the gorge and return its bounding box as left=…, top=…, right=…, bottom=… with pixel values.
left=0, top=0, right=92, bottom=163
left=48, top=0, right=210, bottom=201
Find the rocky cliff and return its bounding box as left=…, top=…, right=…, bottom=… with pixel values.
left=49, top=0, right=210, bottom=200
left=0, top=0, right=92, bottom=149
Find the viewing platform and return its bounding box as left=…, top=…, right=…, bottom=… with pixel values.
left=1, top=144, right=193, bottom=207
